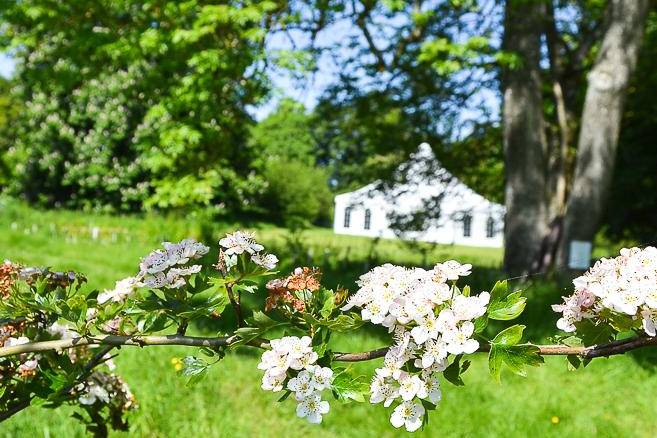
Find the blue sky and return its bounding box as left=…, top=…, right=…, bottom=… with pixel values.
left=0, top=53, right=14, bottom=78
left=1, top=28, right=499, bottom=130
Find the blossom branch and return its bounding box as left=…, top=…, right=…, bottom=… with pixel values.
left=0, top=334, right=265, bottom=358
left=3, top=333, right=657, bottom=361
left=332, top=335, right=657, bottom=361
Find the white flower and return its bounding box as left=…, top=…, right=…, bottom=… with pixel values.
left=434, top=260, right=472, bottom=281
left=138, top=239, right=207, bottom=289
left=287, top=371, right=315, bottom=400
left=78, top=382, right=110, bottom=405
left=47, top=322, right=79, bottom=340
left=444, top=321, right=479, bottom=355
left=370, top=375, right=399, bottom=407
left=251, top=253, right=278, bottom=270
left=307, top=365, right=334, bottom=391
left=98, top=276, right=139, bottom=304
left=554, top=246, right=657, bottom=334
left=139, top=249, right=169, bottom=274
left=397, top=372, right=428, bottom=401
left=451, top=292, right=490, bottom=321
left=423, top=374, right=442, bottom=404
left=261, top=369, right=286, bottom=392
left=362, top=301, right=388, bottom=325
left=418, top=338, right=448, bottom=369
left=410, top=314, right=440, bottom=345
left=642, top=309, right=657, bottom=337
left=390, top=400, right=425, bottom=432
left=607, top=289, right=644, bottom=315
left=376, top=354, right=404, bottom=380
left=163, top=239, right=209, bottom=265
left=296, top=393, right=330, bottom=424
left=290, top=351, right=318, bottom=370
left=219, top=231, right=264, bottom=255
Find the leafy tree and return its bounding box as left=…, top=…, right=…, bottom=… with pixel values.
left=0, top=0, right=277, bottom=212
left=261, top=159, right=333, bottom=227
left=249, top=98, right=317, bottom=167
left=297, top=0, right=499, bottom=192
left=0, top=77, right=19, bottom=187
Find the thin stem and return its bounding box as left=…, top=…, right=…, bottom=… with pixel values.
left=2, top=333, right=656, bottom=362
left=226, top=285, right=244, bottom=328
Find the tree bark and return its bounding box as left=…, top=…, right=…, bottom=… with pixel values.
left=501, top=0, right=549, bottom=276
left=559, top=0, right=650, bottom=267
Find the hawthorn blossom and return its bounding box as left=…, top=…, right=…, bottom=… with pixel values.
left=434, top=260, right=472, bottom=281
left=410, top=314, right=439, bottom=345
left=370, top=375, right=399, bottom=407
left=18, top=358, right=39, bottom=377
left=78, top=381, right=110, bottom=405
left=47, top=322, right=79, bottom=340
left=418, top=338, right=448, bottom=369
left=138, top=238, right=208, bottom=289
left=261, top=369, right=286, bottom=392
left=444, top=321, right=479, bottom=355
left=346, top=260, right=488, bottom=430
left=307, top=365, right=334, bottom=391
left=397, top=372, right=428, bottom=401
left=390, top=400, right=425, bottom=432
left=219, top=231, right=264, bottom=255
left=553, top=246, right=657, bottom=336
left=642, top=309, right=657, bottom=337
left=422, top=374, right=442, bottom=404
left=251, top=253, right=278, bottom=270
left=98, top=276, right=140, bottom=304
left=287, top=371, right=316, bottom=400
left=296, top=392, right=330, bottom=424
left=258, top=336, right=332, bottom=424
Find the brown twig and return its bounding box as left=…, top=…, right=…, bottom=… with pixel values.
left=332, top=335, right=657, bottom=361
left=226, top=285, right=244, bottom=328
left=3, top=333, right=657, bottom=362
left=0, top=334, right=267, bottom=358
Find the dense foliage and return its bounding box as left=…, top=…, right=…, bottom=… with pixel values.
left=0, top=0, right=276, bottom=212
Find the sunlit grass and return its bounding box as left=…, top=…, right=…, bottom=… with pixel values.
left=1, top=203, right=656, bottom=437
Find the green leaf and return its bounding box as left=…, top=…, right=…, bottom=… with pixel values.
left=491, top=324, right=525, bottom=346
left=487, top=291, right=526, bottom=321
left=473, top=315, right=488, bottom=333
left=443, top=356, right=468, bottom=386
left=489, top=280, right=508, bottom=302
left=488, top=344, right=543, bottom=383
left=180, top=356, right=209, bottom=386
left=573, top=319, right=614, bottom=346
left=318, top=289, right=336, bottom=318
left=330, top=368, right=369, bottom=403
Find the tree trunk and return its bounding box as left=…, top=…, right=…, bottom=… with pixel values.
left=559, top=0, right=650, bottom=267
left=501, top=0, right=549, bottom=276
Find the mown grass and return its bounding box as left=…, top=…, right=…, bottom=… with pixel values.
left=1, top=201, right=656, bottom=437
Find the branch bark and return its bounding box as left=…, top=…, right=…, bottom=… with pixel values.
left=501, top=0, right=549, bottom=276
left=3, top=333, right=656, bottom=362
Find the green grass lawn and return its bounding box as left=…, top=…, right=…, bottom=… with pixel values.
left=1, top=201, right=656, bottom=437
